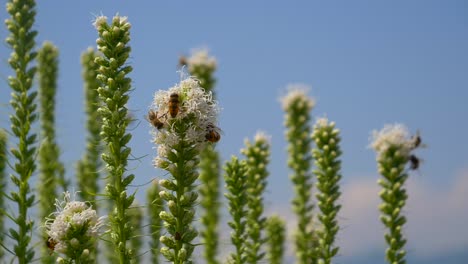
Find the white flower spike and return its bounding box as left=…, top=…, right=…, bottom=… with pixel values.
left=45, top=191, right=105, bottom=261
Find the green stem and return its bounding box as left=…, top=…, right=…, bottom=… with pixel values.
left=224, top=156, right=248, bottom=264
left=0, top=131, right=7, bottom=260
left=312, top=118, right=342, bottom=264
left=94, top=15, right=134, bottom=264
left=37, top=41, right=63, bottom=264
left=78, top=48, right=102, bottom=205
left=183, top=49, right=220, bottom=264
left=242, top=133, right=270, bottom=264
left=370, top=124, right=419, bottom=264
left=266, top=215, right=286, bottom=264
left=5, top=0, right=38, bottom=262
left=147, top=180, right=163, bottom=264
left=281, top=87, right=316, bottom=264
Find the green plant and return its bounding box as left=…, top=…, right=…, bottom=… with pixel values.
left=312, top=118, right=342, bottom=264
left=77, top=48, right=102, bottom=205
left=370, top=124, right=421, bottom=264
left=37, top=41, right=66, bottom=264
left=242, top=132, right=271, bottom=264
left=281, top=86, right=316, bottom=263
left=94, top=15, right=135, bottom=264
left=5, top=0, right=38, bottom=262
left=183, top=48, right=220, bottom=264
left=147, top=180, right=163, bottom=264
left=224, top=156, right=248, bottom=264
left=0, top=130, right=7, bottom=259
left=153, top=78, right=218, bottom=264
left=45, top=192, right=105, bottom=264
left=266, top=215, right=286, bottom=264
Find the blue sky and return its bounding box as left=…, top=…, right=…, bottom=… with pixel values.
left=1, top=1, right=467, bottom=263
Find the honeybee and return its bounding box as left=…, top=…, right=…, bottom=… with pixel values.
left=178, top=55, right=187, bottom=67
left=205, top=123, right=221, bottom=143
left=408, top=154, right=420, bottom=170
left=46, top=237, right=57, bottom=253
left=168, top=93, right=180, bottom=118
left=411, top=130, right=422, bottom=149
left=147, top=110, right=164, bottom=130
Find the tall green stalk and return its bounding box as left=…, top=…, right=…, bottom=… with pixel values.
left=182, top=48, right=220, bottom=264
left=5, top=0, right=38, bottom=262
left=370, top=124, right=421, bottom=264
left=242, top=132, right=271, bottom=264
left=77, top=48, right=102, bottom=205
left=37, top=41, right=66, bottom=264
left=224, top=156, right=248, bottom=264
left=0, top=131, right=7, bottom=260
left=280, top=86, right=316, bottom=263
left=266, top=215, right=286, bottom=264
left=128, top=203, right=143, bottom=264
left=147, top=180, right=163, bottom=264
left=94, top=15, right=135, bottom=264
left=153, top=78, right=218, bottom=264
left=312, top=118, right=342, bottom=264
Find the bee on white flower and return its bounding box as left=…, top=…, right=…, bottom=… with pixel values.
left=44, top=191, right=105, bottom=259
left=151, top=77, right=220, bottom=169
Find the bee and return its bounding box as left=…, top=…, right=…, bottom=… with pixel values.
left=147, top=110, right=164, bottom=129
left=411, top=130, right=422, bottom=149
left=46, top=237, right=57, bottom=253
left=168, top=93, right=180, bottom=118
left=408, top=154, right=420, bottom=170
left=178, top=55, right=187, bottom=67
left=205, top=123, right=221, bottom=143
left=174, top=232, right=182, bottom=241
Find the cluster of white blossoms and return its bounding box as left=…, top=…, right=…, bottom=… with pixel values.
left=253, top=130, right=272, bottom=145
left=370, top=123, right=415, bottom=160
left=314, top=117, right=334, bottom=129
left=45, top=192, right=105, bottom=255
left=185, top=48, right=217, bottom=72
left=92, top=15, right=130, bottom=30
left=280, top=83, right=316, bottom=111
left=152, top=77, right=219, bottom=169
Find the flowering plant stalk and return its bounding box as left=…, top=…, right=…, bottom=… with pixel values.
left=5, top=0, right=38, bottom=262
left=152, top=77, right=218, bottom=263
left=182, top=48, right=220, bottom=264
left=224, top=156, right=248, bottom=264
left=0, top=130, right=7, bottom=260
left=128, top=202, right=143, bottom=264
left=242, top=132, right=271, bottom=264
left=266, top=215, right=286, bottom=264
left=37, top=41, right=67, bottom=264
left=77, top=48, right=102, bottom=205
left=312, top=118, right=342, bottom=264
left=370, top=124, right=421, bottom=264
left=280, top=86, right=316, bottom=263
left=93, top=15, right=135, bottom=264
left=147, top=180, right=163, bottom=264
left=45, top=191, right=105, bottom=264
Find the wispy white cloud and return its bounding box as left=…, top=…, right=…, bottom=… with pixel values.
left=264, top=168, right=468, bottom=259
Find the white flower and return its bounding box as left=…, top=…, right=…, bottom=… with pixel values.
left=370, top=123, right=414, bottom=159
left=280, top=84, right=316, bottom=111
left=92, top=15, right=107, bottom=29
left=45, top=192, right=105, bottom=254
left=186, top=48, right=217, bottom=71
left=254, top=131, right=271, bottom=145
left=151, top=77, right=219, bottom=168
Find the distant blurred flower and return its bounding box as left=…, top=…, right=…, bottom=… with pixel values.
left=184, top=48, right=217, bottom=72
left=280, top=84, right=315, bottom=111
